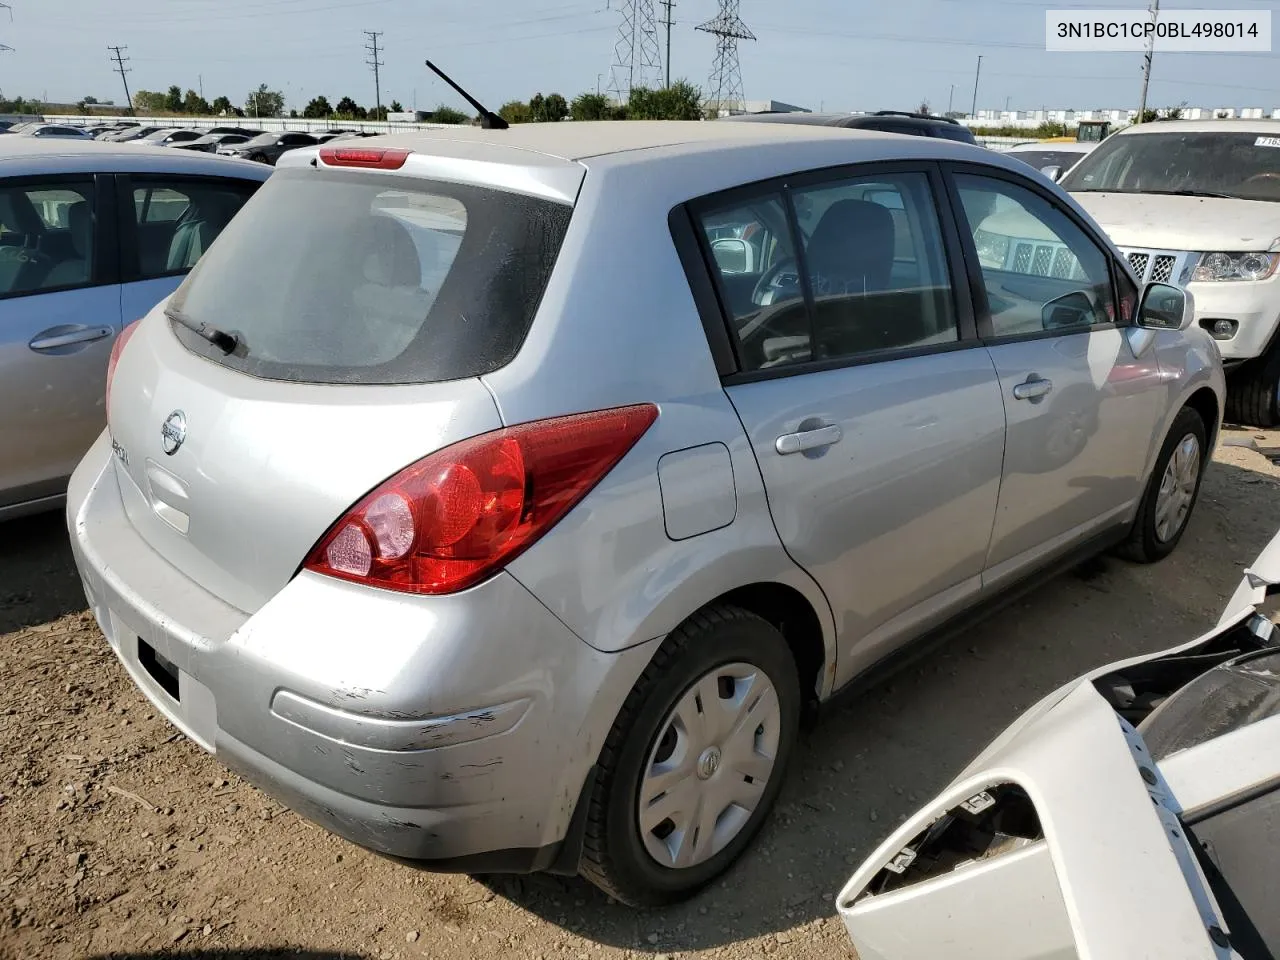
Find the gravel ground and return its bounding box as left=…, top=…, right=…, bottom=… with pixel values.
left=3, top=427, right=1280, bottom=960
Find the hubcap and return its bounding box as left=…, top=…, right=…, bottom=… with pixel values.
left=637, top=662, right=782, bottom=870
left=1154, top=433, right=1201, bottom=543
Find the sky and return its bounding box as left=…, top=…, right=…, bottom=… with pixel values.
left=4, top=0, right=1280, bottom=115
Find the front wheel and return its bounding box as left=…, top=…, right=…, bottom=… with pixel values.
left=579, top=605, right=801, bottom=907
left=1117, top=406, right=1208, bottom=563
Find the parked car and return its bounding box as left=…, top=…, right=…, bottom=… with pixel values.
left=1061, top=119, right=1280, bottom=426
left=130, top=129, right=206, bottom=148
left=723, top=109, right=979, bottom=145
left=17, top=124, right=93, bottom=139
left=104, top=126, right=165, bottom=143
left=217, top=130, right=318, bottom=164
left=313, top=130, right=374, bottom=144
left=173, top=133, right=251, bottom=154
left=70, top=121, right=1222, bottom=906
left=1002, top=140, right=1097, bottom=181
left=0, top=138, right=270, bottom=520
left=837, top=527, right=1280, bottom=959
left=203, top=126, right=261, bottom=138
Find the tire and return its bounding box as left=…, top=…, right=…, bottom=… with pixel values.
left=1117, top=406, right=1208, bottom=563
left=1225, top=347, right=1280, bottom=427
left=250, top=152, right=268, bottom=164
left=579, top=605, right=801, bottom=907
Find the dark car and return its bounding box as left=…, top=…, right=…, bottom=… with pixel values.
left=173, top=132, right=253, bottom=154
left=218, top=131, right=318, bottom=165
left=724, top=109, right=978, bottom=145
left=105, top=125, right=165, bottom=143
left=204, top=126, right=262, bottom=138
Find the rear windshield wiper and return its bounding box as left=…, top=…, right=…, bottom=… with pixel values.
left=164, top=304, right=241, bottom=356
left=1137, top=188, right=1236, bottom=200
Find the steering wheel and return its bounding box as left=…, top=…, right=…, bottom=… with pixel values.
left=752, top=256, right=800, bottom=305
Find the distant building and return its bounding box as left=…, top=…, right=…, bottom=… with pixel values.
left=387, top=110, right=430, bottom=123
left=709, top=99, right=810, bottom=118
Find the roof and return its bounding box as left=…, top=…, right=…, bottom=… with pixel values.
left=360, top=119, right=887, bottom=163
left=1117, top=118, right=1280, bottom=136
left=0, top=136, right=273, bottom=178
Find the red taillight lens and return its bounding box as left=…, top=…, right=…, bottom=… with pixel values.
left=105, top=319, right=141, bottom=418
left=303, top=404, right=659, bottom=595
left=317, top=146, right=411, bottom=169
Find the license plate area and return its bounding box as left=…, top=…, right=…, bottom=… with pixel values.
left=138, top=637, right=181, bottom=702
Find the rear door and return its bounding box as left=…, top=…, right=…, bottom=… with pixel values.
left=944, top=165, right=1163, bottom=588
left=117, top=174, right=260, bottom=324
left=0, top=174, right=122, bottom=508
left=692, top=163, right=1007, bottom=680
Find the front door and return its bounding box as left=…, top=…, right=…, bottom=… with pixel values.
left=0, top=175, right=122, bottom=509
left=947, top=168, right=1165, bottom=588
left=692, top=166, right=1007, bottom=684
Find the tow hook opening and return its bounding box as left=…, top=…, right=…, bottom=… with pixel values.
left=860, top=784, right=1042, bottom=901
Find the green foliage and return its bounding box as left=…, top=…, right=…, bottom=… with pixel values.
left=390, top=100, right=404, bottom=112
left=132, top=90, right=166, bottom=113
left=164, top=85, right=183, bottom=112
left=498, top=100, right=531, bottom=123
left=526, top=91, right=567, bottom=122
left=183, top=90, right=209, bottom=115
left=334, top=96, right=366, bottom=120
left=0, top=97, right=41, bottom=115
left=302, top=95, right=332, bottom=119
left=246, top=84, right=285, bottom=118
left=82, top=95, right=98, bottom=105
left=211, top=95, right=234, bottom=116
left=969, top=120, right=1070, bottom=138
left=429, top=105, right=469, bottom=125
left=624, top=81, right=703, bottom=120
left=570, top=92, right=611, bottom=121
left=368, top=105, right=388, bottom=122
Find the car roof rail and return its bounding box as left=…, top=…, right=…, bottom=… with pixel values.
left=871, top=110, right=960, bottom=125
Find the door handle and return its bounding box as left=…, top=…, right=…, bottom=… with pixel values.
left=1012, top=376, right=1053, bottom=402
left=775, top=423, right=843, bottom=455
left=29, top=325, right=115, bottom=351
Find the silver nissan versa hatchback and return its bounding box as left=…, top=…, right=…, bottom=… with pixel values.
left=69, top=121, right=1224, bottom=906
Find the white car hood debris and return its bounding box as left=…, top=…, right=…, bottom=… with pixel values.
left=836, top=527, right=1280, bottom=960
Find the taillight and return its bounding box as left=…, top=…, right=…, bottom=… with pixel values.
left=105, top=319, right=141, bottom=418
left=304, top=404, right=659, bottom=595
left=317, top=146, right=411, bottom=169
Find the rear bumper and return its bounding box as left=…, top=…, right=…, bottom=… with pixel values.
left=67, top=430, right=655, bottom=865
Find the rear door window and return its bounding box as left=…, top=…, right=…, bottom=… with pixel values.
left=168, top=169, right=573, bottom=384
left=0, top=180, right=97, bottom=296
left=129, top=178, right=258, bottom=278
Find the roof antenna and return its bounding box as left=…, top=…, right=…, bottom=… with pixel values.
left=423, top=59, right=508, bottom=130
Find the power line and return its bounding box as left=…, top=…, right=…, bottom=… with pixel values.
left=364, top=29, right=383, bottom=117
left=659, top=0, right=674, bottom=88
left=608, top=0, right=662, bottom=103
left=108, top=45, right=133, bottom=116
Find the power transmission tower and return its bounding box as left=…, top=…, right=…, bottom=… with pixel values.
left=108, top=45, right=134, bottom=115
left=607, top=0, right=662, bottom=103
left=697, top=0, right=754, bottom=117
left=659, top=0, right=675, bottom=89
left=364, top=30, right=384, bottom=118
left=1136, top=0, right=1159, bottom=123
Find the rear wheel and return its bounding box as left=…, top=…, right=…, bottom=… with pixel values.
left=1225, top=346, right=1280, bottom=427
left=579, top=605, right=800, bottom=907
left=1118, top=406, right=1207, bottom=563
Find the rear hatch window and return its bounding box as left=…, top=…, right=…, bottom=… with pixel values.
left=167, top=168, right=573, bottom=384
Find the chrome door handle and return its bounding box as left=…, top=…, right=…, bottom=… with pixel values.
left=775, top=424, right=843, bottom=455
left=1012, top=376, right=1053, bottom=402
left=29, top=325, right=114, bottom=351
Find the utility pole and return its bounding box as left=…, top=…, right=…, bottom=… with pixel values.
left=198, top=74, right=203, bottom=100
left=970, top=54, right=982, bottom=119
left=659, top=0, right=675, bottom=88
left=1137, top=0, right=1159, bottom=123
left=364, top=30, right=384, bottom=119
left=108, top=45, right=133, bottom=115
left=948, top=83, right=954, bottom=114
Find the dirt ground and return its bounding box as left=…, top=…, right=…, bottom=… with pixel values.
left=3, top=428, right=1280, bottom=960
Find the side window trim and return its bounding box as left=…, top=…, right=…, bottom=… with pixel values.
left=668, top=204, right=739, bottom=377
left=940, top=160, right=1121, bottom=343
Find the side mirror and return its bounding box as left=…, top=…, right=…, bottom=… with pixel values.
left=710, top=237, right=751, bottom=274
left=1042, top=290, right=1095, bottom=331
left=1040, top=165, right=1063, bottom=182
left=1136, top=281, right=1195, bottom=331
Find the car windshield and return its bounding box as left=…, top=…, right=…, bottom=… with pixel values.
left=1062, top=130, right=1280, bottom=202
left=167, top=168, right=574, bottom=385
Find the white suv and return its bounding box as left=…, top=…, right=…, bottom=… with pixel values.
left=1061, top=119, right=1280, bottom=426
